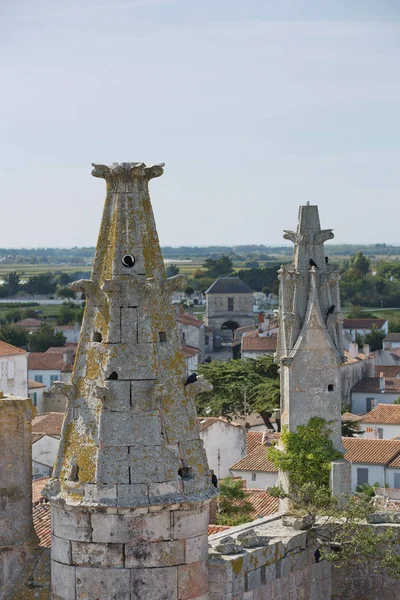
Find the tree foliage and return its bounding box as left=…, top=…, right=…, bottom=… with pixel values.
left=29, top=323, right=66, bottom=352
left=0, top=323, right=28, bottom=347
left=341, top=419, right=364, bottom=437
left=165, top=264, right=180, bottom=277
left=217, top=477, right=254, bottom=526
left=203, top=256, right=233, bottom=278
left=196, top=355, right=280, bottom=427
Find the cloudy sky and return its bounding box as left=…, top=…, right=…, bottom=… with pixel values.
left=1, top=0, right=399, bottom=247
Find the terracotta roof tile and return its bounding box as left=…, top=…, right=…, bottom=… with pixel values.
left=247, top=431, right=268, bottom=453
left=361, top=404, right=400, bottom=425
left=28, top=352, right=74, bottom=373
left=240, top=489, right=279, bottom=520
left=342, top=437, right=400, bottom=465
left=352, top=377, right=400, bottom=394
left=384, top=333, right=400, bottom=343
left=176, top=314, right=204, bottom=328
left=32, top=502, right=51, bottom=548
left=343, top=318, right=387, bottom=329
left=208, top=524, right=231, bottom=535
left=388, top=455, right=400, bottom=468
left=46, top=343, right=78, bottom=354
left=230, top=445, right=278, bottom=472
left=28, top=379, right=47, bottom=389
left=341, top=412, right=362, bottom=422
left=182, top=344, right=200, bottom=358
left=197, top=417, right=243, bottom=432
left=32, top=478, right=50, bottom=503
left=0, top=340, right=27, bottom=357
left=15, top=318, right=43, bottom=328
left=242, top=335, right=277, bottom=352
left=205, top=277, right=253, bottom=295
left=374, top=366, right=400, bottom=378
left=32, top=413, right=64, bottom=436
left=32, top=433, right=44, bottom=444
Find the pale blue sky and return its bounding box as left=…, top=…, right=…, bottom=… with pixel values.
left=1, top=0, right=399, bottom=247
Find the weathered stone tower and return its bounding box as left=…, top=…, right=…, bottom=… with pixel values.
left=45, top=162, right=217, bottom=600
left=277, top=204, right=345, bottom=453
left=0, top=395, right=39, bottom=598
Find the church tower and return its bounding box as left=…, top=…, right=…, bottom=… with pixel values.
left=277, top=204, right=345, bottom=453
left=45, top=163, right=217, bottom=600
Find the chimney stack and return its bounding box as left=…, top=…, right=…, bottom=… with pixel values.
left=380, top=372, right=385, bottom=392
left=62, top=347, right=75, bottom=366
left=363, top=344, right=370, bottom=356
left=349, top=342, right=358, bottom=359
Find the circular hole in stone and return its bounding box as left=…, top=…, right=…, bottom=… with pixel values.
left=122, top=254, right=135, bottom=268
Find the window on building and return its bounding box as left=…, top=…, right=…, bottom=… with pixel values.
left=34, top=375, right=43, bottom=384
left=366, top=398, right=375, bottom=412
left=328, top=384, right=334, bottom=392
left=32, top=392, right=37, bottom=407
left=378, top=428, right=383, bottom=439
left=50, top=375, right=58, bottom=386
left=357, top=467, right=369, bottom=486
left=251, top=473, right=257, bottom=482
left=228, top=298, right=234, bottom=311
left=7, top=361, right=15, bottom=379
left=394, top=473, right=400, bottom=489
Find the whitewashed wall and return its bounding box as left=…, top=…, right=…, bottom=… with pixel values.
left=352, top=392, right=400, bottom=414
left=0, top=354, right=28, bottom=397
left=199, top=420, right=246, bottom=479
left=230, top=469, right=278, bottom=490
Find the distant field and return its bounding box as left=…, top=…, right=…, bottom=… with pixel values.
left=0, top=264, right=91, bottom=277
left=0, top=303, right=81, bottom=323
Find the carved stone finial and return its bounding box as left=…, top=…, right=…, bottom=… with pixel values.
left=91, top=162, right=164, bottom=191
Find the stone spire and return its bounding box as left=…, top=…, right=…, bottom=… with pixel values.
left=277, top=204, right=345, bottom=452
left=45, top=162, right=216, bottom=600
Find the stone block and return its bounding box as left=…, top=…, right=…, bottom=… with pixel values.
left=52, top=534, right=72, bottom=565
left=71, top=541, right=124, bottom=568
left=137, top=311, right=156, bottom=343
left=51, top=561, right=76, bottom=600
left=101, top=411, right=162, bottom=446
left=130, top=565, right=178, bottom=600
left=52, top=506, right=92, bottom=542
left=149, top=481, right=185, bottom=505
left=96, top=446, right=129, bottom=484
left=208, top=559, right=233, bottom=594
left=105, top=342, right=157, bottom=380
left=117, top=483, right=149, bottom=507
left=84, top=484, right=117, bottom=504
left=130, top=379, right=157, bottom=412
left=103, top=380, right=131, bottom=411
left=91, top=510, right=171, bottom=543
left=246, top=568, right=262, bottom=591
left=125, top=539, right=185, bottom=567
left=281, top=515, right=312, bottom=530
left=173, top=506, right=209, bottom=539
left=129, top=445, right=180, bottom=484
left=185, top=533, right=209, bottom=563
left=75, top=566, right=130, bottom=599
left=244, top=593, right=254, bottom=600
left=121, top=307, right=138, bottom=343
left=178, top=560, right=209, bottom=600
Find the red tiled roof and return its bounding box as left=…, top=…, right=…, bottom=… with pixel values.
left=242, top=335, right=277, bottom=352
left=384, top=333, right=400, bottom=343
left=247, top=431, right=268, bottom=453
left=46, top=343, right=78, bottom=354
left=374, top=366, right=400, bottom=378
left=241, top=489, right=279, bottom=520
left=28, top=352, right=74, bottom=373
left=230, top=445, right=278, bottom=472
left=0, top=340, right=27, bottom=357
left=182, top=345, right=200, bottom=358
left=32, top=433, right=44, bottom=444
left=361, top=404, right=400, bottom=425
left=343, top=318, right=387, bottom=329
left=208, top=524, right=231, bottom=535
left=32, top=413, right=64, bottom=437
left=342, top=437, right=400, bottom=465
left=341, top=412, right=362, bottom=422
left=176, top=313, right=204, bottom=328
left=388, top=454, right=400, bottom=468
left=28, top=379, right=47, bottom=389
left=32, top=478, right=50, bottom=503
left=15, top=318, right=43, bottom=328
left=352, top=377, right=400, bottom=394
left=32, top=502, right=51, bottom=548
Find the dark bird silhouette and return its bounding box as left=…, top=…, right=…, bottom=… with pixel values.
left=309, top=259, right=319, bottom=269
left=314, top=549, right=321, bottom=563
left=325, top=256, right=329, bottom=264
left=326, top=305, right=335, bottom=318
left=184, top=372, right=197, bottom=386
left=211, top=473, right=218, bottom=488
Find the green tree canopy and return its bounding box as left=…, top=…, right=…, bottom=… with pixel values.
left=349, top=251, right=371, bottom=276
left=203, top=255, right=233, bottom=278
left=0, top=323, right=28, bottom=348
left=4, top=272, right=21, bottom=296
left=29, top=323, right=66, bottom=352
left=217, top=477, right=254, bottom=526
left=165, top=264, right=180, bottom=277
left=196, top=354, right=280, bottom=428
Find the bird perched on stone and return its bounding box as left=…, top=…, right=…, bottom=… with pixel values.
left=325, top=256, right=329, bottom=264
left=309, top=259, right=319, bottom=269
left=184, top=372, right=197, bottom=386
left=211, top=473, right=218, bottom=488
left=326, top=305, right=335, bottom=318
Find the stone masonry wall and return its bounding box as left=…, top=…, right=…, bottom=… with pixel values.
left=51, top=501, right=211, bottom=600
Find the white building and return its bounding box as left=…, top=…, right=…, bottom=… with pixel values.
left=230, top=444, right=278, bottom=490
left=54, top=323, right=81, bottom=344
left=351, top=374, right=400, bottom=414
left=241, top=333, right=277, bottom=359
left=28, top=379, right=46, bottom=410
left=358, top=404, right=400, bottom=440
left=0, top=340, right=28, bottom=397
left=383, top=333, right=400, bottom=351
left=31, top=412, right=64, bottom=479
left=197, top=417, right=247, bottom=479
left=343, top=318, right=388, bottom=342
left=175, top=310, right=205, bottom=362
left=182, top=344, right=200, bottom=375
left=343, top=437, right=400, bottom=491
left=28, top=348, right=74, bottom=400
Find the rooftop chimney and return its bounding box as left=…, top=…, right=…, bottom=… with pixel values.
left=349, top=342, right=358, bottom=359
left=363, top=344, right=370, bottom=356
left=62, top=347, right=75, bottom=365
left=380, top=372, right=385, bottom=392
